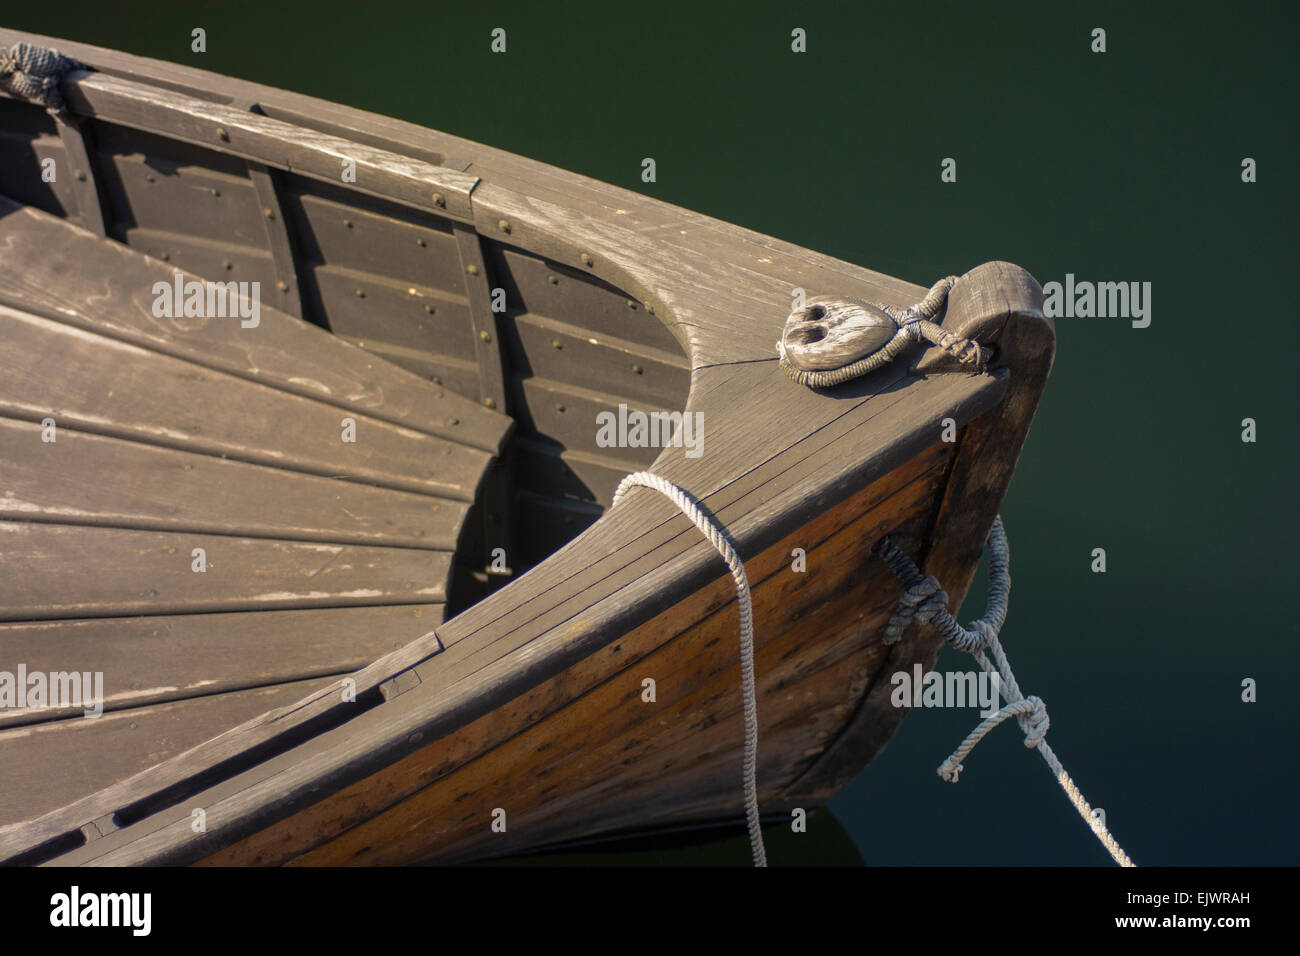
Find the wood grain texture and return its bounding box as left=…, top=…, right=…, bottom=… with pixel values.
left=0, top=302, right=490, bottom=501
left=0, top=198, right=510, bottom=453
left=0, top=521, right=450, bottom=618
left=50, top=112, right=105, bottom=235
left=0, top=605, right=442, bottom=729
left=0, top=417, right=464, bottom=549
left=0, top=30, right=1054, bottom=867
left=204, top=444, right=952, bottom=865
left=0, top=678, right=336, bottom=828
left=60, top=70, right=480, bottom=222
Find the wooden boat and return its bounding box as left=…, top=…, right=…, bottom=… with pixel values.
left=0, top=30, right=1054, bottom=866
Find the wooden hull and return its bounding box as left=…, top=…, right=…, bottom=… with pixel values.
left=0, top=30, right=1054, bottom=865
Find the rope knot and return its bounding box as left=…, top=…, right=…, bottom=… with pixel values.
left=0, top=42, right=87, bottom=111
left=882, top=576, right=948, bottom=644
left=1018, top=695, right=1050, bottom=748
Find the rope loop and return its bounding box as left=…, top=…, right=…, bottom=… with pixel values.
left=877, top=515, right=1136, bottom=867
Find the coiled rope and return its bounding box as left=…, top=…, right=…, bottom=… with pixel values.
left=611, top=472, right=766, bottom=867
left=876, top=516, right=1136, bottom=867
left=777, top=276, right=990, bottom=388
left=0, top=42, right=87, bottom=112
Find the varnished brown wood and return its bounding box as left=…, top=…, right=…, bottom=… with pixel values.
left=204, top=445, right=951, bottom=865
left=0, top=30, right=1055, bottom=867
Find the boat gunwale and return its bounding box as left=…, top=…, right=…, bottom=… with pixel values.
left=0, top=30, right=1055, bottom=865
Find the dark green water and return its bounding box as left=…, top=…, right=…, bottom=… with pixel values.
left=10, top=0, right=1296, bottom=865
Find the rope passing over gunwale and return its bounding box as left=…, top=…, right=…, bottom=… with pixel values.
left=876, top=516, right=1137, bottom=867
left=610, top=472, right=767, bottom=867
left=0, top=42, right=88, bottom=112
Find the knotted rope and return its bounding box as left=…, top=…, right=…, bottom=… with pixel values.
left=876, top=516, right=1136, bottom=866
left=611, top=472, right=766, bottom=867
left=778, top=276, right=990, bottom=388
left=0, top=42, right=88, bottom=112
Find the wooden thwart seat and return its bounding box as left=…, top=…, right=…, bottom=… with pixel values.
left=0, top=201, right=510, bottom=826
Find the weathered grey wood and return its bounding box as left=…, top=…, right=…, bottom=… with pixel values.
left=287, top=182, right=468, bottom=300
left=0, top=28, right=1058, bottom=867
left=0, top=198, right=509, bottom=453
left=310, top=264, right=476, bottom=358
left=453, top=226, right=508, bottom=413
left=0, top=604, right=441, bottom=729
left=485, top=244, right=686, bottom=355
left=246, top=161, right=304, bottom=318
left=504, top=310, right=690, bottom=411
left=50, top=112, right=105, bottom=235
left=0, top=302, right=490, bottom=500
left=57, top=70, right=480, bottom=222
left=0, top=522, right=450, bottom=619
left=0, top=417, right=466, bottom=549
left=0, top=677, right=337, bottom=828
left=0, top=627, right=443, bottom=854
left=510, top=376, right=668, bottom=465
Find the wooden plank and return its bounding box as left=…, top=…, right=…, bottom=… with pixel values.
left=59, top=70, right=480, bottom=222
left=0, top=30, right=1054, bottom=867
left=485, top=244, right=686, bottom=355
left=199, top=445, right=950, bottom=865
left=0, top=627, right=444, bottom=858
left=0, top=522, right=450, bottom=619
left=286, top=181, right=468, bottom=297
left=311, top=264, right=476, bottom=359
left=246, top=162, right=304, bottom=318
left=0, top=605, right=442, bottom=728
left=331, top=336, right=483, bottom=401
left=454, top=226, right=508, bottom=413
left=0, top=199, right=510, bottom=453
left=0, top=302, right=491, bottom=501
left=509, top=376, right=667, bottom=465
left=503, top=310, right=690, bottom=411
left=0, top=417, right=466, bottom=549
left=0, top=97, right=78, bottom=217
left=31, top=443, right=942, bottom=867
left=50, top=112, right=106, bottom=235
left=0, top=677, right=336, bottom=828
left=0, top=27, right=925, bottom=370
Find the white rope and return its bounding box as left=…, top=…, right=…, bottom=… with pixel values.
left=879, top=516, right=1136, bottom=867
left=611, top=472, right=766, bottom=867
